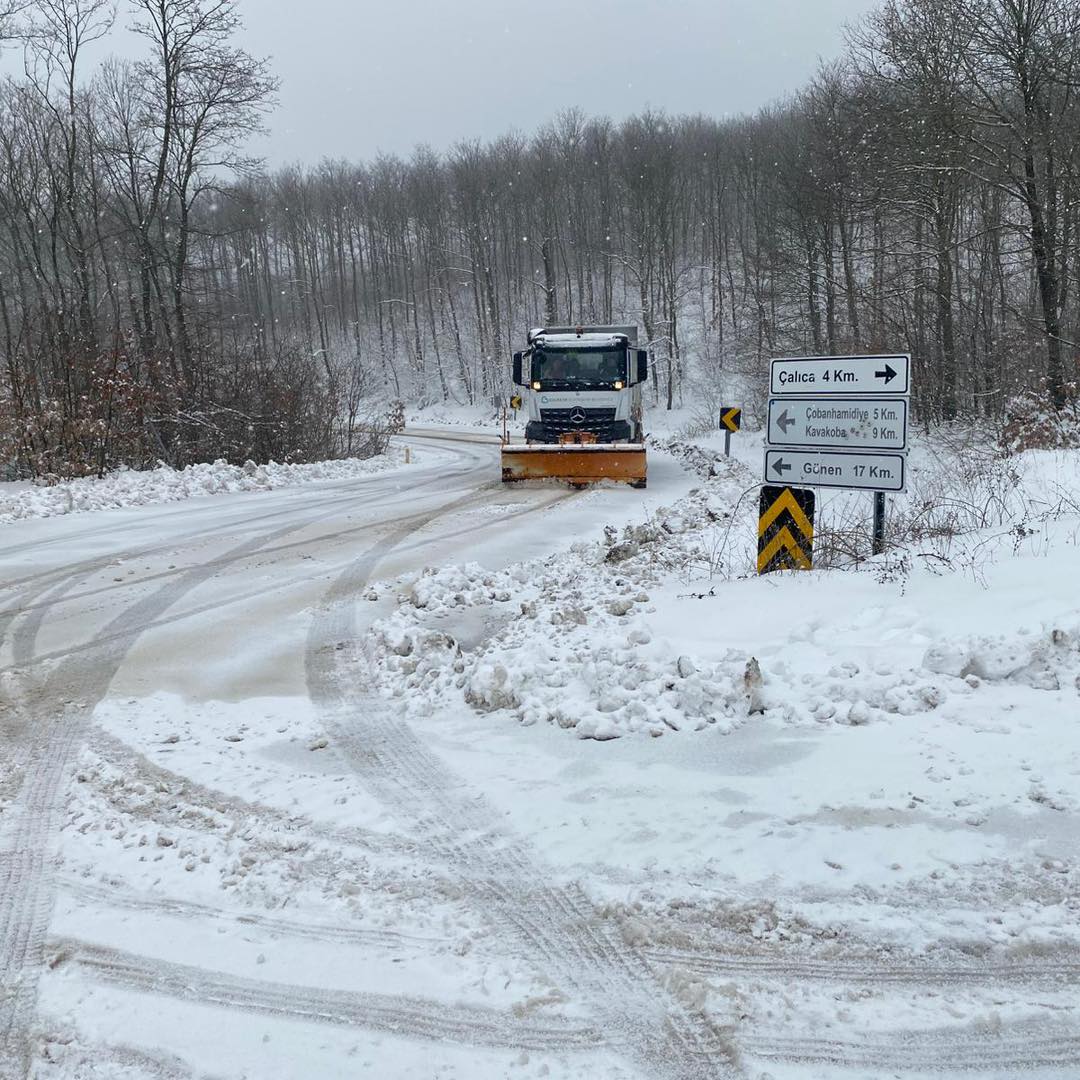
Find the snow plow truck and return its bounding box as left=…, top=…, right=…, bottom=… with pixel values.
left=501, top=326, right=648, bottom=488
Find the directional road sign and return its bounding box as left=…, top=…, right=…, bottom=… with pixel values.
left=767, top=397, right=908, bottom=451
left=720, top=406, right=742, bottom=432
left=764, top=449, right=906, bottom=492
left=758, top=486, right=814, bottom=574
left=771, top=354, right=910, bottom=397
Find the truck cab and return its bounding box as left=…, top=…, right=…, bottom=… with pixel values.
left=512, top=326, right=648, bottom=445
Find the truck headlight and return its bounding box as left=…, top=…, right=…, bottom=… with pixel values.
left=532, top=381, right=541, bottom=390
left=614, top=380, right=624, bottom=390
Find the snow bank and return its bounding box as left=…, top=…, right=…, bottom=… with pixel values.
left=366, top=447, right=769, bottom=740
left=0, top=450, right=405, bottom=525
left=374, top=558, right=757, bottom=740
left=366, top=439, right=1080, bottom=749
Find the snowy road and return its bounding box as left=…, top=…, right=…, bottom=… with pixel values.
left=0, top=434, right=730, bottom=1080
left=2, top=432, right=1079, bottom=1080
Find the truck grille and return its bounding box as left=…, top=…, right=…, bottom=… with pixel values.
left=536, top=408, right=627, bottom=443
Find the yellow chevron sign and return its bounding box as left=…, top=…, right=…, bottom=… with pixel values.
left=758, top=485, right=814, bottom=574
left=720, top=406, right=742, bottom=432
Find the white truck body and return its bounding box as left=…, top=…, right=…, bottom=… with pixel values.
left=502, top=325, right=648, bottom=488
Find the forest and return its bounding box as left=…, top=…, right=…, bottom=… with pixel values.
left=1, top=0, right=1078, bottom=475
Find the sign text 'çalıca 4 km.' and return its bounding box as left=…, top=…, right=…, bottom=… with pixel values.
left=770, top=354, right=910, bottom=396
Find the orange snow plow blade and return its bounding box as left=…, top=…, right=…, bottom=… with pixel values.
left=501, top=435, right=647, bottom=488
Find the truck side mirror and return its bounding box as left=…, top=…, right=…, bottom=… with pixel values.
left=636, top=350, right=648, bottom=383
left=512, top=352, right=523, bottom=386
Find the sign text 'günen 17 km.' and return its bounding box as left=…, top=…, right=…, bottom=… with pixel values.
left=764, top=449, right=906, bottom=492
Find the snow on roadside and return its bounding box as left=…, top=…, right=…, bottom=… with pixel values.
left=0, top=449, right=408, bottom=524
left=357, top=436, right=1080, bottom=1058
left=364, top=440, right=1080, bottom=745
left=366, top=448, right=765, bottom=740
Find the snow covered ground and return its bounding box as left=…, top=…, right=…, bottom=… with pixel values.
left=1, top=419, right=1078, bottom=1079
left=0, top=447, right=412, bottom=525
left=363, top=431, right=1080, bottom=1074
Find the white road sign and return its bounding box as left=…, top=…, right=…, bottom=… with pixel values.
left=767, top=397, right=908, bottom=451
left=764, top=449, right=906, bottom=492
left=770, top=354, right=910, bottom=396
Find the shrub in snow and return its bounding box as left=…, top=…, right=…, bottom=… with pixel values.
left=1002, top=385, right=1080, bottom=454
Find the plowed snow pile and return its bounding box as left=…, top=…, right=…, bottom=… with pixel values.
left=0, top=449, right=406, bottom=524
left=368, top=479, right=761, bottom=740
left=367, top=442, right=1080, bottom=744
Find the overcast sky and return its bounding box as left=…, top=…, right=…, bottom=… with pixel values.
left=5, top=0, right=883, bottom=166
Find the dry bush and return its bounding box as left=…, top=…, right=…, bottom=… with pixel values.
left=815, top=455, right=1028, bottom=570
left=1001, top=385, right=1080, bottom=453
left=8, top=350, right=171, bottom=478
left=5, top=343, right=405, bottom=478
left=813, top=423, right=1065, bottom=580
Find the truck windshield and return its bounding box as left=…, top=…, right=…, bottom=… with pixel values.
left=531, top=348, right=626, bottom=385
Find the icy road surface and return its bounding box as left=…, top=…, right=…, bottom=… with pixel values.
left=1, top=430, right=1078, bottom=1080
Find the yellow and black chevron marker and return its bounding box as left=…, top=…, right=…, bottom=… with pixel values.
left=757, top=485, right=814, bottom=574
left=510, top=394, right=522, bottom=410
left=720, top=406, right=742, bottom=432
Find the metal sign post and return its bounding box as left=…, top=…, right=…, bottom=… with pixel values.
left=873, top=492, right=886, bottom=555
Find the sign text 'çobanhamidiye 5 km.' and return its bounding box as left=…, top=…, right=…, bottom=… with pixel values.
left=770, top=354, right=911, bottom=397
left=763, top=449, right=906, bottom=492
left=766, top=397, right=908, bottom=451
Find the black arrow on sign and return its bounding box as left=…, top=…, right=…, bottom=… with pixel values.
left=771, top=458, right=792, bottom=476
left=875, top=363, right=897, bottom=384
left=776, top=409, right=795, bottom=434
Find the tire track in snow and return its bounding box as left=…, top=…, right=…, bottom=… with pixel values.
left=0, top=464, right=489, bottom=1080
left=83, top=726, right=408, bottom=857
left=58, top=877, right=443, bottom=952
left=50, top=937, right=603, bottom=1054
left=0, top=440, right=483, bottom=565
left=0, top=575, right=91, bottom=659
left=739, top=1024, right=1080, bottom=1072
left=306, top=518, right=741, bottom=1079
left=0, top=573, right=104, bottom=813
left=35, top=1035, right=215, bottom=1080
left=0, top=468, right=475, bottom=619
left=0, top=436, right=486, bottom=578
left=644, top=945, right=1080, bottom=989
left=0, top=503, right=448, bottom=678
